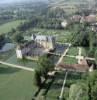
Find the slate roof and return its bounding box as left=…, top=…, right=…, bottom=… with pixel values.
left=31, top=34, right=55, bottom=42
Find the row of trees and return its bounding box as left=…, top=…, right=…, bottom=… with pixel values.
left=0, top=34, right=5, bottom=49
left=17, top=17, right=63, bottom=31
left=14, top=8, right=67, bottom=32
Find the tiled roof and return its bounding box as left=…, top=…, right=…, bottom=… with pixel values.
left=58, top=63, right=89, bottom=72
left=58, top=59, right=89, bottom=72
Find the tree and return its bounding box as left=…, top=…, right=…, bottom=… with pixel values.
left=33, top=70, right=42, bottom=88
left=34, top=55, right=54, bottom=88
left=91, top=82, right=97, bottom=100
left=0, top=34, right=5, bottom=49
left=94, top=50, right=97, bottom=64
left=87, top=70, right=97, bottom=100
left=87, top=49, right=95, bottom=57
left=70, top=23, right=97, bottom=48
left=68, top=83, right=89, bottom=100
left=11, top=28, right=16, bottom=33
left=13, top=32, right=24, bottom=44
left=38, top=55, right=54, bottom=79
left=0, top=34, right=5, bottom=42
left=89, top=31, right=96, bottom=51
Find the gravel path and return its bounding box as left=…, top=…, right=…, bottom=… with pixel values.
left=0, top=61, right=34, bottom=72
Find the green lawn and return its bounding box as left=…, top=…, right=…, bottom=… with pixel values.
left=0, top=50, right=37, bottom=69
left=0, top=65, right=37, bottom=100
left=63, top=57, right=77, bottom=64
left=6, top=54, right=38, bottom=69
left=81, top=47, right=87, bottom=57
left=0, top=20, right=25, bottom=34
left=0, top=49, right=15, bottom=61
left=67, top=47, right=78, bottom=56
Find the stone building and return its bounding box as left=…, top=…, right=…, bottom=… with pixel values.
left=31, top=34, right=56, bottom=50
left=16, top=35, right=56, bottom=59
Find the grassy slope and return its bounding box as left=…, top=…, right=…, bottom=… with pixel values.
left=49, top=0, right=87, bottom=12
left=0, top=65, right=37, bottom=100
left=0, top=20, right=25, bottom=34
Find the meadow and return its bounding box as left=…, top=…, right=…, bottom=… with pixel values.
left=0, top=20, right=25, bottom=34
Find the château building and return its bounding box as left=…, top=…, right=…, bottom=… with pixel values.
left=16, top=34, right=56, bottom=59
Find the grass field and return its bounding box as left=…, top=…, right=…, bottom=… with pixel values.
left=81, top=47, right=87, bottom=57
left=0, top=65, right=37, bottom=100
left=0, top=49, right=15, bottom=61
left=0, top=20, right=25, bottom=34
left=6, top=54, right=38, bottom=69
left=67, top=47, right=78, bottom=56
left=63, top=57, right=77, bottom=64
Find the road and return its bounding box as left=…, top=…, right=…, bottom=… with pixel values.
left=59, top=71, right=68, bottom=100
left=78, top=47, right=82, bottom=64
left=0, top=61, right=34, bottom=72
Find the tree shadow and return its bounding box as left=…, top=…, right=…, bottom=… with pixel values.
left=42, top=77, right=55, bottom=96
left=33, top=78, right=48, bottom=98
left=0, top=67, right=20, bottom=74
left=32, top=72, right=67, bottom=100
left=49, top=82, right=63, bottom=89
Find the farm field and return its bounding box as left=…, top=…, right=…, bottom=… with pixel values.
left=0, top=20, right=25, bottom=34
left=0, top=65, right=37, bottom=100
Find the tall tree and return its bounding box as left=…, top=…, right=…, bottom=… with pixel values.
left=13, top=32, right=24, bottom=44
left=33, top=70, right=42, bottom=88
left=68, top=83, right=89, bottom=100
left=38, top=55, right=54, bottom=79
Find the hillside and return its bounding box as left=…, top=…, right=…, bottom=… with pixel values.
left=48, top=0, right=95, bottom=14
